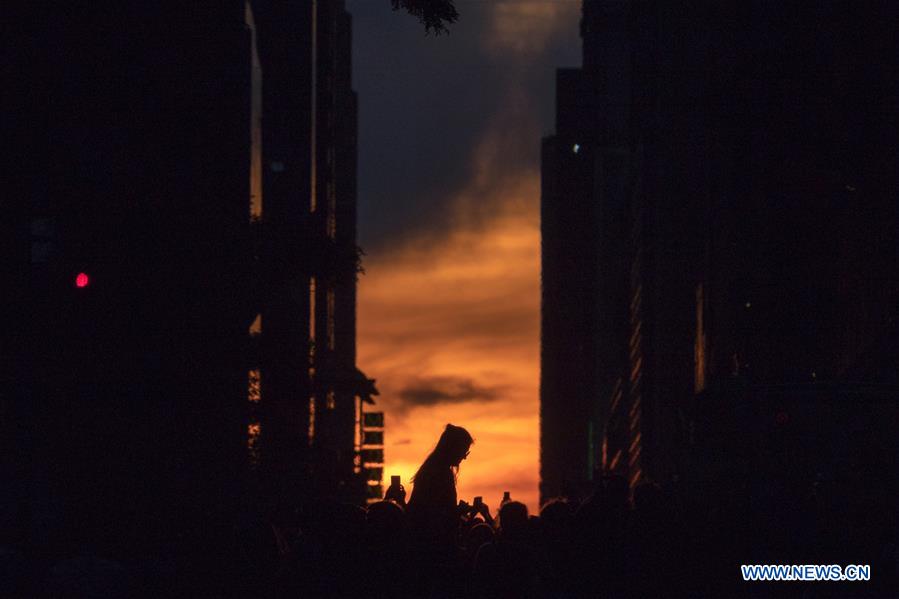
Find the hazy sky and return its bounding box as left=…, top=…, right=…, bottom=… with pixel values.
left=349, top=0, right=582, bottom=512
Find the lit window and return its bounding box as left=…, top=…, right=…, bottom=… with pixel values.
left=745, top=302, right=752, bottom=309
left=326, top=390, right=336, bottom=410
left=249, top=313, right=262, bottom=336
left=572, top=143, right=581, bottom=154
left=308, top=397, right=316, bottom=445
left=247, top=420, right=261, bottom=468
left=248, top=369, right=261, bottom=403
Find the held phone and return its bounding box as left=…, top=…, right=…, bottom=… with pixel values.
left=473, top=496, right=483, bottom=506
left=391, top=475, right=401, bottom=487
left=502, top=491, right=511, bottom=501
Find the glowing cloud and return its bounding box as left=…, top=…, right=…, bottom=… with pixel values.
left=483, top=0, right=580, bottom=59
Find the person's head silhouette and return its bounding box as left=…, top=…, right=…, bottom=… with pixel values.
left=498, top=501, right=529, bottom=541
left=441, top=423, right=473, bottom=467
left=416, top=423, right=473, bottom=475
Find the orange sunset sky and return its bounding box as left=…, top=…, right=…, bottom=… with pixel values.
left=356, top=1, right=581, bottom=513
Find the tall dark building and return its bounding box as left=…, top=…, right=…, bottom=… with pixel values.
left=251, top=0, right=376, bottom=503
left=541, top=0, right=636, bottom=501
left=541, top=0, right=899, bottom=502
left=12, top=0, right=375, bottom=552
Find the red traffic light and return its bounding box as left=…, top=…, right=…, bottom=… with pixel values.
left=75, top=272, right=90, bottom=288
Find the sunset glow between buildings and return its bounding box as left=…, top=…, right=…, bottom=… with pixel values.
left=353, top=0, right=582, bottom=514
left=358, top=190, right=541, bottom=512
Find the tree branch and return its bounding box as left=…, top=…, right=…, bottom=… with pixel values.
left=391, top=0, right=459, bottom=35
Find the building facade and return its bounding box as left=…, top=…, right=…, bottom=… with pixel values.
left=541, top=0, right=899, bottom=503
left=251, top=0, right=376, bottom=504
left=14, top=0, right=375, bottom=550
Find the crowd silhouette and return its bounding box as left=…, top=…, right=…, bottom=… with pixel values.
left=2, top=423, right=896, bottom=597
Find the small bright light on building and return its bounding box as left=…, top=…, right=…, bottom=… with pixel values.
left=75, top=272, right=90, bottom=288
left=745, top=301, right=751, bottom=309
left=845, top=185, right=856, bottom=192
left=811, top=371, right=817, bottom=379
left=572, top=143, right=581, bottom=154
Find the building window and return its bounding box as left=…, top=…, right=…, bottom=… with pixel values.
left=694, top=284, right=706, bottom=393
left=248, top=369, right=261, bottom=403
left=326, top=390, right=336, bottom=410
left=354, top=400, right=362, bottom=473
left=309, top=277, right=317, bottom=362
left=327, top=287, right=336, bottom=350
left=246, top=1, right=263, bottom=222
left=247, top=420, right=262, bottom=469
left=249, top=313, right=262, bottom=337
left=31, top=218, right=55, bottom=264
left=308, top=396, right=316, bottom=445
left=326, top=180, right=337, bottom=239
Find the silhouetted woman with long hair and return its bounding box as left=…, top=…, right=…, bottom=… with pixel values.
left=407, top=424, right=473, bottom=546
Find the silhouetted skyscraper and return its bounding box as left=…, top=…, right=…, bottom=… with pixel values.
left=541, top=0, right=899, bottom=503
left=14, top=0, right=375, bottom=550
left=541, top=0, right=635, bottom=501
left=250, top=0, right=376, bottom=504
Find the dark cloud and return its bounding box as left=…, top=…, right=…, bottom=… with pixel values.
left=348, top=1, right=498, bottom=251
left=347, top=0, right=580, bottom=252
left=399, top=375, right=503, bottom=407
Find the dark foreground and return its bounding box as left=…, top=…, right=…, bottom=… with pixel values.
left=3, top=474, right=896, bottom=598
